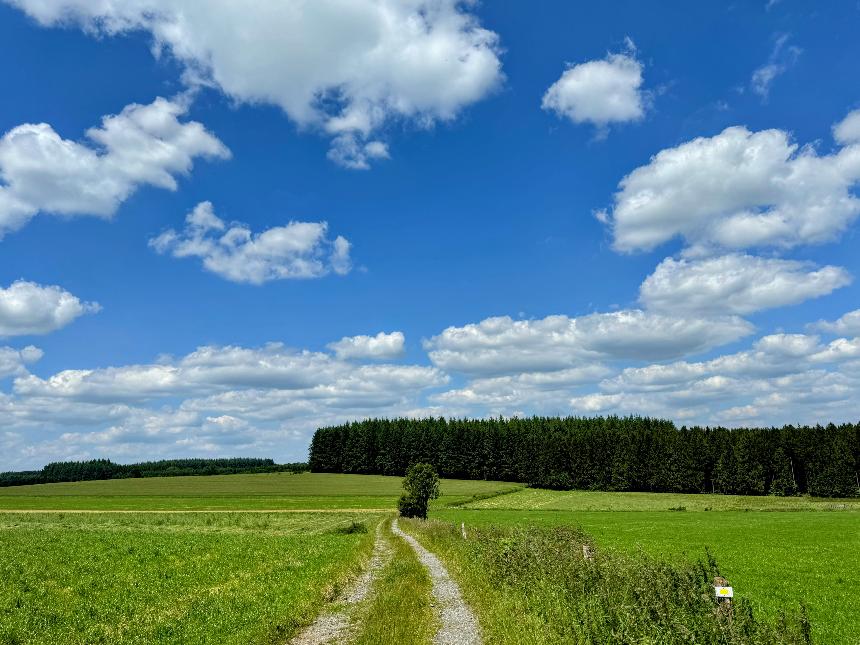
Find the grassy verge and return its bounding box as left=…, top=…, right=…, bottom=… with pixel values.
left=401, top=518, right=811, bottom=645
left=353, top=519, right=435, bottom=645
left=0, top=512, right=380, bottom=644
left=436, top=508, right=858, bottom=643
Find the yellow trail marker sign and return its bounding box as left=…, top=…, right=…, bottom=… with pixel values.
left=715, top=586, right=734, bottom=598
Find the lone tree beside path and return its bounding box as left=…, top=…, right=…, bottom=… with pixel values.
left=398, top=462, right=439, bottom=519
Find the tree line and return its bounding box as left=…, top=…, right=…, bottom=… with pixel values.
left=0, top=457, right=308, bottom=487
left=309, top=416, right=860, bottom=498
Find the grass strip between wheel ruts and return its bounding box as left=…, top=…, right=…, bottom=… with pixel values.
left=352, top=519, right=436, bottom=645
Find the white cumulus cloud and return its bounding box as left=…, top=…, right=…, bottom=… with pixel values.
left=600, top=115, right=860, bottom=253
left=424, top=311, right=753, bottom=376
left=0, top=96, right=229, bottom=237
left=0, top=281, right=100, bottom=336
left=640, top=254, right=851, bottom=315
left=542, top=42, right=645, bottom=131
left=833, top=109, right=860, bottom=145
left=328, top=331, right=406, bottom=360
left=7, top=0, right=503, bottom=168
left=813, top=308, right=860, bottom=336
left=150, top=201, right=351, bottom=284
left=0, top=345, right=42, bottom=379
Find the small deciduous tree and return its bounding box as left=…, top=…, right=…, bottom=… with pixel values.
left=398, top=462, right=440, bottom=519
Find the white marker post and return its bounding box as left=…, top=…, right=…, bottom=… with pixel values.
left=714, top=586, right=733, bottom=599
left=713, top=577, right=733, bottom=623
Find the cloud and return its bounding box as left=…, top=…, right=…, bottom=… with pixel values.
left=12, top=342, right=444, bottom=403
left=4, top=322, right=860, bottom=468
left=327, top=135, right=390, bottom=171
left=7, top=0, right=502, bottom=168
left=833, top=109, right=860, bottom=145
left=0, top=340, right=448, bottom=469
left=150, top=201, right=351, bottom=284
left=0, top=345, right=42, bottom=379
left=600, top=115, right=860, bottom=253
left=579, top=330, right=860, bottom=425
left=424, top=311, right=753, bottom=376
left=432, top=365, right=611, bottom=409
left=328, top=331, right=405, bottom=360
left=603, top=333, right=838, bottom=392
left=640, top=254, right=851, bottom=315
left=0, top=97, right=229, bottom=237
left=813, top=308, right=860, bottom=336
left=542, top=41, right=645, bottom=131
left=0, top=281, right=100, bottom=336
left=751, top=34, right=801, bottom=100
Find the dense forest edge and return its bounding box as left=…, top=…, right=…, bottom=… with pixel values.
left=310, top=416, right=860, bottom=497
left=0, top=458, right=308, bottom=487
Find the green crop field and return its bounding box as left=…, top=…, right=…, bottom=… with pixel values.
left=433, top=489, right=860, bottom=644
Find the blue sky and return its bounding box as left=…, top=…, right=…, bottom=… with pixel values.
left=1, top=0, right=859, bottom=469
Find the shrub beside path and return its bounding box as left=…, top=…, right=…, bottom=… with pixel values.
left=392, top=518, right=482, bottom=645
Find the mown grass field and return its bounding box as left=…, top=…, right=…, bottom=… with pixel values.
left=465, top=487, right=860, bottom=512
left=0, top=472, right=521, bottom=510
left=434, top=488, right=860, bottom=644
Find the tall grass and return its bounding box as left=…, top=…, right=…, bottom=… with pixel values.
left=401, top=519, right=812, bottom=644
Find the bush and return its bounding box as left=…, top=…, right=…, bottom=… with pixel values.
left=398, top=494, right=426, bottom=519
left=398, top=463, right=440, bottom=519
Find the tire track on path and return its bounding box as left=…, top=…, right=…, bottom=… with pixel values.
left=290, top=519, right=392, bottom=645
left=392, top=518, right=482, bottom=645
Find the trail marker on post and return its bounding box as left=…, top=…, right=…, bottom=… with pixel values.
left=713, top=577, right=734, bottom=623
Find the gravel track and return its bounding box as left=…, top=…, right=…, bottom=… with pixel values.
left=392, top=518, right=482, bottom=645
left=290, top=520, right=392, bottom=645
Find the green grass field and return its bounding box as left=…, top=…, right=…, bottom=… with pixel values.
left=0, top=472, right=521, bottom=510
left=435, top=489, right=860, bottom=644
left=1, top=474, right=857, bottom=643
left=0, top=511, right=381, bottom=645
left=465, top=487, right=860, bottom=512
left=0, top=474, right=514, bottom=645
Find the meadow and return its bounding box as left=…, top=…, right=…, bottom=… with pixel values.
left=0, top=511, right=380, bottom=645
left=0, top=474, right=512, bottom=645
left=432, top=489, right=860, bottom=644
left=1, top=473, right=857, bottom=643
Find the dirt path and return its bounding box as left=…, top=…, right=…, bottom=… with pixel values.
left=290, top=520, right=392, bottom=645
left=392, top=518, right=482, bottom=645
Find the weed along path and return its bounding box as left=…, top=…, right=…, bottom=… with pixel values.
left=392, top=519, right=482, bottom=645
left=291, top=521, right=392, bottom=645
